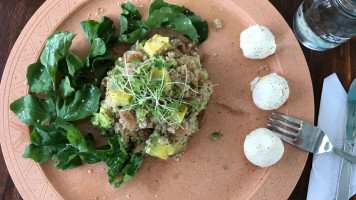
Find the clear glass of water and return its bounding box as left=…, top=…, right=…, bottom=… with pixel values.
left=293, top=0, right=356, bottom=51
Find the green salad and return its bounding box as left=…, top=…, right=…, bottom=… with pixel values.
left=10, top=0, right=209, bottom=188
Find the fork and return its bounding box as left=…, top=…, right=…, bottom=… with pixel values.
left=266, top=113, right=356, bottom=163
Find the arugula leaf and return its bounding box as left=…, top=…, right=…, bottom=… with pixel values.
left=89, top=38, right=107, bottom=58
left=53, top=133, right=101, bottom=169
left=30, top=123, right=67, bottom=146
left=185, top=13, right=209, bottom=44
left=57, top=84, right=101, bottom=121
left=51, top=132, right=101, bottom=170
left=54, top=155, right=82, bottom=170
left=117, top=28, right=150, bottom=44
left=120, top=2, right=142, bottom=35
left=97, top=16, right=116, bottom=44
left=80, top=134, right=102, bottom=164
left=85, top=38, right=107, bottom=67
left=148, top=0, right=208, bottom=43
left=26, top=63, right=53, bottom=94
left=117, top=2, right=150, bottom=43
left=66, top=53, right=84, bottom=78
left=23, top=123, right=67, bottom=163
left=23, top=121, right=100, bottom=169
left=149, top=0, right=186, bottom=14
left=80, top=15, right=115, bottom=44
left=59, top=76, right=75, bottom=98
left=80, top=20, right=98, bottom=44
left=57, top=58, right=69, bottom=76
left=80, top=16, right=115, bottom=83
left=40, top=31, right=76, bottom=84
left=115, top=153, right=143, bottom=188
left=117, top=0, right=209, bottom=44
left=55, top=118, right=88, bottom=152
left=23, top=144, right=58, bottom=163
left=92, top=56, right=115, bottom=80
left=96, top=135, right=129, bottom=184
left=10, top=95, right=55, bottom=127
left=148, top=0, right=209, bottom=42
left=146, top=7, right=198, bottom=42
left=96, top=135, right=143, bottom=187
left=210, top=132, right=221, bottom=141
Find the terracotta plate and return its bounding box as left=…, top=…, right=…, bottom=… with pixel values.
left=0, top=0, right=314, bottom=199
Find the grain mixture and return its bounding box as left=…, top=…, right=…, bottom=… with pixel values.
left=92, top=34, right=213, bottom=159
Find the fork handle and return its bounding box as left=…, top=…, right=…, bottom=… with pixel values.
left=333, top=148, right=356, bottom=163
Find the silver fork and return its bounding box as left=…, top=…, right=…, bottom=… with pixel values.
left=266, top=113, right=356, bottom=163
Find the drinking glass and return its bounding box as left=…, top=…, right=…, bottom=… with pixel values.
left=293, top=0, right=356, bottom=51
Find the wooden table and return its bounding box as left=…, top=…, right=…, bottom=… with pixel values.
left=0, top=0, right=355, bottom=199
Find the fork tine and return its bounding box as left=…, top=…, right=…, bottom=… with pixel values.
left=266, top=123, right=299, bottom=137
left=268, top=118, right=300, bottom=131
left=272, top=113, right=302, bottom=125
left=268, top=130, right=296, bottom=145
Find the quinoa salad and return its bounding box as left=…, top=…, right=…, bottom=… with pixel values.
left=92, top=34, right=213, bottom=159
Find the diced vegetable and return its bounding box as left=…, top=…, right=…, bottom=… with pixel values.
left=145, top=133, right=189, bottom=159
left=171, top=104, right=188, bottom=124
left=169, top=137, right=189, bottom=155
left=210, top=132, right=220, bottom=141
left=92, top=105, right=114, bottom=129
left=145, top=133, right=174, bottom=159
left=108, top=89, right=133, bottom=107
left=143, top=34, right=173, bottom=57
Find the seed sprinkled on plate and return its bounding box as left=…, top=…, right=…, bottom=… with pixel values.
left=173, top=156, right=180, bottom=162
left=213, top=19, right=222, bottom=29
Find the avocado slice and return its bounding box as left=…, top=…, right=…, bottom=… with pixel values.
left=145, top=133, right=174, bottom=159
left=143, top=34, right=173, bottom=57
left=108, top=89, right=132, bottom=107
left=145, top=133, right=189, bottom=159
left=171, top=104, right=188, bottom=124
left=92, top=105, right=114, bottom=129
left=169, top=137, right=189, bottom=155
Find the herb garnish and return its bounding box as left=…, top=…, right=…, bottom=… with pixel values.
left=111, top=56, right=199, bottom=125
left=210, top=132, right=221, bottom=140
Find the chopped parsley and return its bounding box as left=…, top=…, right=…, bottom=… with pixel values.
left=210, top=132, right=221, bottom=141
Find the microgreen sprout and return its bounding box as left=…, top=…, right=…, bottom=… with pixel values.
left=110, top=56, right=190, bottom=125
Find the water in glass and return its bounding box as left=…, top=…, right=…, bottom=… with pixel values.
left=293, top=0, right=356, bottom=51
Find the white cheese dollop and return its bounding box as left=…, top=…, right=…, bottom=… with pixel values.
left=240, top=25, right=276, bottom=59
left=251, top=73, right=290, bottom=110
left=244, top=128, right=284, bottom=167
